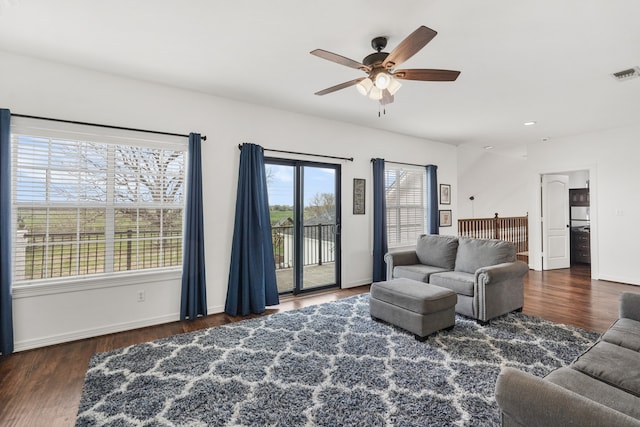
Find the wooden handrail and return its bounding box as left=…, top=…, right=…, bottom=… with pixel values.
left=458, top=213, right=528, bottom=255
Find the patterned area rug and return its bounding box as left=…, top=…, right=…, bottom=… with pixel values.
left=76, top=294, right=599, bottom=426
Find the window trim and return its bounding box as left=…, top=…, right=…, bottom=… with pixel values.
left=10, top=117, right=187, bottom=286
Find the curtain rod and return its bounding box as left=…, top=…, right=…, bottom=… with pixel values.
left=11, top=113, right=207, bottom=141
left=238, top=144, right=353, bottom=162
left=370, top=158, right=434, bottom=168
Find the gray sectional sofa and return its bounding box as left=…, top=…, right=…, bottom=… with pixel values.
left=495, top=292, right=640, bottom=427
left=384, top=234, right=529, bottom=323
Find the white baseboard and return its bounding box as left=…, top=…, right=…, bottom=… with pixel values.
left=341, top=279, right=371, bottom=289
left=597, top=274, right=640, bottom=287
left=13, top=296, right=367, bottom=352
left=14, top=313, right=180, bottom=352
left=207, top=304, right=224, bottom=314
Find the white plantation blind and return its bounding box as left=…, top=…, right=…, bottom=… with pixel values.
left=385, top=165, right=427, bottom=248
left=11, top=117, right=187, bottom=283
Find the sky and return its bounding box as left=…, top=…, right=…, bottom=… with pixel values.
left=266, top=164, right=336, bottom=207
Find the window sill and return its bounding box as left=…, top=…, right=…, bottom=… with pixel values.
left=387, top=244, right=418, bottom=252
left=13, top=268, right=182, bottom=299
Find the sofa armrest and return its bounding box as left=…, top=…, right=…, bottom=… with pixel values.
left=620, top=292, right=640, bottom=321
left=475, top=260, right=529, bottom=285
left=495, top=367, right=640, bottom=427
left=383, top=251, right=419, bottom=280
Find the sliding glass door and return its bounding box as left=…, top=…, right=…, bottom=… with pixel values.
left=266, top=159, right=341, bottom=294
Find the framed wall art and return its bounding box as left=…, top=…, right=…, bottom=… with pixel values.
left=353, top=178, right=366, bottom=215
left=439, top=209, right=452, bottom=227
left=440, top=184, right=451, bottom=205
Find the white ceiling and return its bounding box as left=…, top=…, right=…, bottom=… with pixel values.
left=1, top=0, right=639, bottom=156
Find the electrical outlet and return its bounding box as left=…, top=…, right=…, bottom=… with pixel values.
left=137, top=290, right=146, bottom=302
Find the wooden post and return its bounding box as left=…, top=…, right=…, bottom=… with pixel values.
left=127, top=230, right=133, bottom=271
left=317, top=224, right=323, bottom=266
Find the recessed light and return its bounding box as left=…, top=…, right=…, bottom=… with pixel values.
left=524, top=121, right=537, bottom=126
left=483, top=145, right=494, bottom=150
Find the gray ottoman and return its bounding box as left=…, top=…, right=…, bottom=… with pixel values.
left=370, top=278, right=457, bottom=341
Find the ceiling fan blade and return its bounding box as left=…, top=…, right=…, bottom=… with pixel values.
left=394, top=69, right=461, bottom=81
left=310, top=49, right=370, bottom=71
left=314, top=78, right=365, bottom=96
left=383, top=26, right=437, bottom=68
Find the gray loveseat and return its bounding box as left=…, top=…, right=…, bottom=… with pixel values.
left=495, top=292, right=640, bottom=427
left=384, top=234, right=529, bottom=323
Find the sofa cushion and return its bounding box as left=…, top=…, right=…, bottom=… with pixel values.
left=571, top=341, right=640, bottom=397
left=370, top=278, right=457, bottom=314
left=415, top=234, right=459, bottom=270
left=393, top=265, right=450, bottom=283
left=454, top=237, right=516, bottom=274
left=429, top=271, right=475, bottom=297
left=545, top=367, right=640, bottom=419
left=602, top=318, right=640, bottom=352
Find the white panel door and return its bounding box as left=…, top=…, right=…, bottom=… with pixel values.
left=542, top=175, right=570, bottom=270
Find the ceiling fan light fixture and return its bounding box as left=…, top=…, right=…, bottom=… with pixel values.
left=368, top=86, right=383, bottom=100
left=374, top=72, right=391, bottom=89
left=310, top=25, right=461, bottom=112
left=387, top=77, right=402, bottom=95
left=356, top=77, right=373, bottom=96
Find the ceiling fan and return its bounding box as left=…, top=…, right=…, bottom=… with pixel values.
left=310, top=25, right=460, bottom=107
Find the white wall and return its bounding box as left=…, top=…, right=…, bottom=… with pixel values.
left=0, top=51, right=458, bottom=350
left=527, top=125, right=640, bottom=285
left=568, top=170, right=590, bottom=189
left=456, top=146, right=529, bottom=218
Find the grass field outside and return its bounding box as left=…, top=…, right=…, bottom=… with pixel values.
left=269, top=209, right=293, bottom=225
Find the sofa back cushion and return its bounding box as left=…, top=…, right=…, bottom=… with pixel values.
left=454, top=237, right=516, bottom=274
left=416, top=234, right=459, bottom=270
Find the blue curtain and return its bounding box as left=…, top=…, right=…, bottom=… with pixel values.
left=180, top=133, right=207, bottom=320
left=0, top=109, right=13, bottom=355
left=372, top=158, right=387, bottom=282
left=426, top=164, right=439, bottom=235
left=225, top=143, right=279, bottom=316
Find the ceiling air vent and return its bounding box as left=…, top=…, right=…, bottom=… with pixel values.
left=611, top=67, right=640, bottom=81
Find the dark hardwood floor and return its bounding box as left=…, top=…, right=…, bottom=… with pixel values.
left=1, top=264, right=639, bottom=427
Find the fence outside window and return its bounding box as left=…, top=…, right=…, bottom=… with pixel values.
left=272, top=224, right=335, bottom=269
left=15, top=230, right=182, bottom=281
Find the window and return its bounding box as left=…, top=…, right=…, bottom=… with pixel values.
left=11, top=118, right=187, bottom=284
left=385, top=165, right=427, bottom=247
